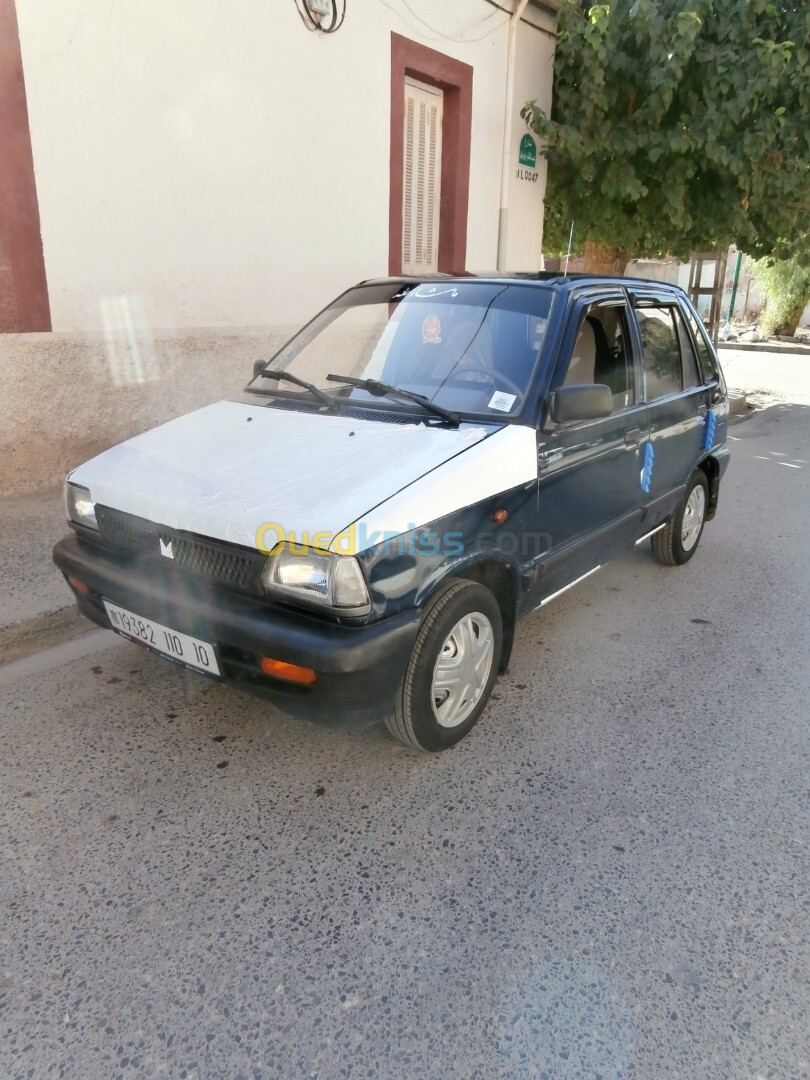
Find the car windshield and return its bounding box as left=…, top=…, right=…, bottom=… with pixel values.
left=247, top=280, right=554, bottom=419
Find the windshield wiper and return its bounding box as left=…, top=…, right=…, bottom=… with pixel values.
left=325, top=375, right=460, bottom=427
left=255, top=370, right=337, bottom=410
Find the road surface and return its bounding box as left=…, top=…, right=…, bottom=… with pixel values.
left=2, top=399, right=808, bottom=1079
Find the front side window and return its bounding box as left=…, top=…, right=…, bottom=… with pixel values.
left=562, top=302, right=635, bottom=409
left=249, top=281, right=554, bottom=419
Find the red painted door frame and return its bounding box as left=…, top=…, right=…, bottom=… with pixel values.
left=389, top=33, right=472, bottom=278
left=0, top=0, right=50, bottom=332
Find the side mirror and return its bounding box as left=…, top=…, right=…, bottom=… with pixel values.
left=551, top=383, right=613, bottom=423
left=253, top=359, right=266, bottom=379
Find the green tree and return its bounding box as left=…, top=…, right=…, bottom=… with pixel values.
left=522, top=0, right=810, bottom=273
left=751, top=247, right=810, bottom=336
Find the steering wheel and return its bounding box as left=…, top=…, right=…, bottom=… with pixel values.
left=443, top=361, right=524, bottom=401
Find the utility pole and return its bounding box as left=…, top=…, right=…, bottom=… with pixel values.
left=727, top=249, right=743, bottom=325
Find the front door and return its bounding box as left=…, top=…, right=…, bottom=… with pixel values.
left=528, top=295, right=648, bottom=605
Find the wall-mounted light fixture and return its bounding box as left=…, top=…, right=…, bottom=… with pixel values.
left=294, top=0, right=346, bottom=33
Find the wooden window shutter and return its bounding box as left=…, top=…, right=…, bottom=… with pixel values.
left=402, top=79, right=443, bottom=275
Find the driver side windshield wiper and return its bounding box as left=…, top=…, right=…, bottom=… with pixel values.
left=325, top=375, right=460, bottom=428
left=254, top=369, right=338, bottom=410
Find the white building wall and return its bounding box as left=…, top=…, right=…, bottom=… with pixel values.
left=503, top=8, right=556, bottom=270
left=16, top=0, right=552, bottom=334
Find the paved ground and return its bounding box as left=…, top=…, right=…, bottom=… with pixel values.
left=1, top=382, right=808, bottom=1076
left=721, top=348, right=810, bottom=407
left=0, top=488, right=70, bottom=628
left=0, top=489, right=86, bottom=666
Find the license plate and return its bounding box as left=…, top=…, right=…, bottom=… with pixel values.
left=103, top=600, right=220, bottom=677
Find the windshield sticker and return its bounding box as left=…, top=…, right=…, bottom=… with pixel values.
left=391, top=284, right=416, bottom=301
left=422, top=315, right=442, bottom=345
left=488, top=391, right=516, bottom=412
left=413, top=284, right=459, bottom=299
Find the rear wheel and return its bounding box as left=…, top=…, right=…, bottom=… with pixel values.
left=651, top=469, right=709, bottom=566
left=386, top=580, right=502, bottom=751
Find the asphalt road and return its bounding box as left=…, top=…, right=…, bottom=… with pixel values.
left=2, top=400, right=808, bottom=1080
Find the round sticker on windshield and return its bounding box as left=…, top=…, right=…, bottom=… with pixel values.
left=422, top=315, right=442, bottom=344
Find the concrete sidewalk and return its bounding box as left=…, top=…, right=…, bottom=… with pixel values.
left=0, top=345, right=805, bottom=663
left=0, top=488, right=87, bottom=663
left=718, top=338, right=810, bottom=356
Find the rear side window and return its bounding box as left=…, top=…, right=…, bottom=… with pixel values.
left=638, top=307, right=682, bottom=399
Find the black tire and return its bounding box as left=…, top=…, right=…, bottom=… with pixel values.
left=386, top=579, right=503, bottom=752
left=651, top=469, right=709, bottom=566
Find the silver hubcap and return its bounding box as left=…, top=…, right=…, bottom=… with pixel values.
left=681, top=484, right=706, bottom=552
left=431, top=611, right=495, bottom=728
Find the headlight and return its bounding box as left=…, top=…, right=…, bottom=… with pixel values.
left=65, top=482, right=98, bottom=530
left=262, top=549, right=370, bottom=612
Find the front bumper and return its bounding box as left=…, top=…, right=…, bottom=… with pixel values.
left=53, top=533, right=420, bottom=720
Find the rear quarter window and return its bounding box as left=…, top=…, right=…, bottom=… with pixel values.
left=682, top=304, right=721, bottom=384
left=673, top=306, right=702, bottom=389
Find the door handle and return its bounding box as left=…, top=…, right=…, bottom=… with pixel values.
left=624, top=427, right=642, bottom=447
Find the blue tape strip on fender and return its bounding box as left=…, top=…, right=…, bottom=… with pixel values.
left=641, top=441, right=655, bottom=493
left=704, top=409, right=717, bottom=451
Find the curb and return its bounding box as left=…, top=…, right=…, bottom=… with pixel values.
left=718, top=341, right=810, bottom=355
left=0, top=606, right=94, bottom=666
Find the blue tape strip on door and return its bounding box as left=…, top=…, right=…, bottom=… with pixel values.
left=641, top=441, right=655, bottom=493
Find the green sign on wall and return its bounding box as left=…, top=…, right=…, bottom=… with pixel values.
left=518, top=133, right=537, bottom=168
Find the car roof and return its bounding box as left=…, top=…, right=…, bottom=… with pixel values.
left=356, top=272, right=688, bottom=298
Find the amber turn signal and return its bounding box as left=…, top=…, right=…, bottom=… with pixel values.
left=260, top=657, right=317, bottom=684
left=491, top=508, right=508, bottom=524
left=67, top=575, right=90, bottom=596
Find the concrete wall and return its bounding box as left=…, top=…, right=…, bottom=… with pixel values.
left=502, top=11, right=556, bottom=267
left=0, top=326, right=291, bottom=496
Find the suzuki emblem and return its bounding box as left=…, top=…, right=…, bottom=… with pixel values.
left=159, top=538, right=174, bottom=559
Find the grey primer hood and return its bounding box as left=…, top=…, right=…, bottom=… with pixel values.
left=69, top=399, right=497, bottom=551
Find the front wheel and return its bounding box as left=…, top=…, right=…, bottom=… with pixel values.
left=651, top=469, right=709, bottom=566
left=386, top=580, right=503, bottom=751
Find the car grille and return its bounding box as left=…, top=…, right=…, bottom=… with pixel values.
left=94, top=504, right=265, bottom=593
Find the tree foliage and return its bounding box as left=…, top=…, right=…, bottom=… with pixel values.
left=522, top=0, right=810, bottom=264
left=751, top=246, right=810, bottom=336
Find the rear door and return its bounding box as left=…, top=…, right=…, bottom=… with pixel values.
left=630, top=293, right=712, bottom=519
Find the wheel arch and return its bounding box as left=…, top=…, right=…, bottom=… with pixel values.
left=697, top=454, right=721, bottom=520
left=418, top=556, right=519, bottom=673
